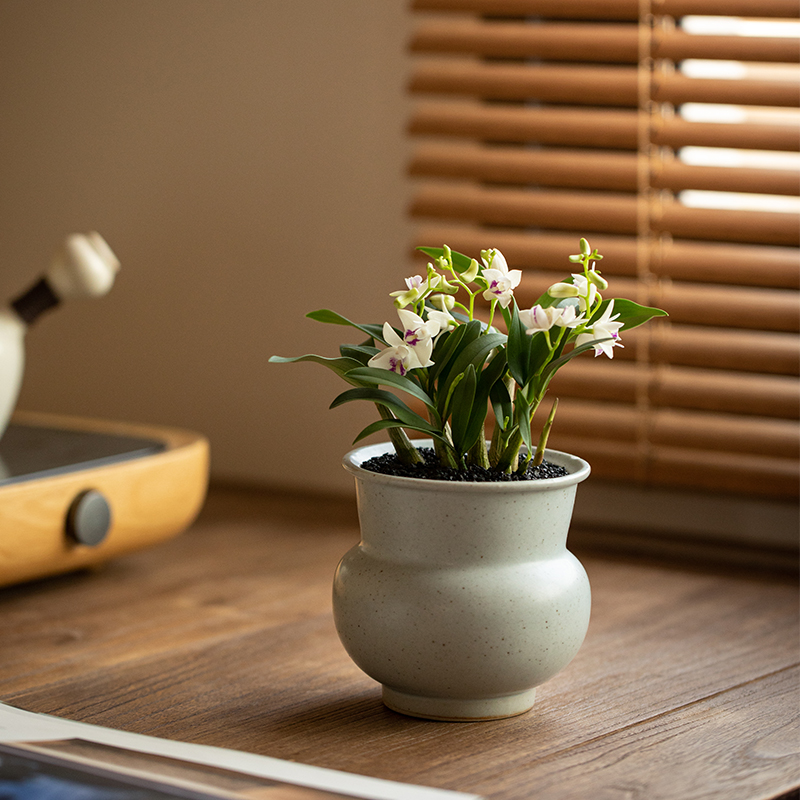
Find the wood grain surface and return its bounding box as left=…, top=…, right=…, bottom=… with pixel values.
left=1, top=486, right=798, bottom=800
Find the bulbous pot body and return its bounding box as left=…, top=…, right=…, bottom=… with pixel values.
left=333, top=440, right=592, bottom=721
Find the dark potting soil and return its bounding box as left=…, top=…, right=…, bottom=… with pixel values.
left=361, top=447, right=569, bottom=482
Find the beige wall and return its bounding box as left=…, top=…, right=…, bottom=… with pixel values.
left=0, top=1, right=411, bottom=493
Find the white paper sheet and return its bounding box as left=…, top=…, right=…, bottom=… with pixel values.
left=0, top=702, right=483, bottom=800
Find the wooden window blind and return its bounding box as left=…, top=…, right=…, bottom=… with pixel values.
left=407, top=0, right=800, bottom=499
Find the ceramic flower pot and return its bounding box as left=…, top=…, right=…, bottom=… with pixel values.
left=333, top=440, right=592, bottom=721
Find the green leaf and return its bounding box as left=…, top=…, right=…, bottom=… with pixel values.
left=330, top=387, right=438, bottom=434
left=429, top=323, right=469, bottom=382
left=588, top=298, right=668, bottom=330
left=449, top=365, right=477, bottom=454
left=433, top=320, right=484, bottom=385
left=515, top=392, right=534, bottom=455
left=506, top=303, right=531, bottom=387
left=345, top=367, right=437, bottom=414
left=416, top=246, right=474, bottom=274
left=306, top=309, right=386, bottom=343
left=268, top=354, right=362, bottom=379
left=448, top=331, right=507, bottom=382
left=490, top=378, right=512, bottom=431
left=606, top=298, right=668, bottom=330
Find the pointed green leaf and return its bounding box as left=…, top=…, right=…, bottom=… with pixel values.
left=449, top=365, right=477, bottom=453
left=448, top=331, right=507, bottom=382
left=433, top=320, right=484, bottom=385
left=588, top=298, right=668, bottom=330
left=268, top=353, right=362, bottom=379
left=505, top=302, right=531, bottom=387
left=516, top=392, right=534, bottom=455
left=490, top=378, right=512, bottom=431
left=306, top=309, right=386, bottom=343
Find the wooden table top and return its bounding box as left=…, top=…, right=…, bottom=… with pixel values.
left=1, top=486, right=798, bottom=800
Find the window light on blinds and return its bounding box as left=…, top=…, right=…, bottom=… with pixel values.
left=407, top=0, right=800, bottom=498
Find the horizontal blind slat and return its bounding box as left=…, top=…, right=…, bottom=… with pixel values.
left=654, top=116, right=800, bottom=151
left=411, top=62, right=800, bottom=108
left=410, top=62, right=639, bottom=105
left=410, top=144, right=639, bottom=190
left=655, top=30, right=800, bottom=64
left=411, top=103, right=798, bottom=151
left=410, top=143, right=799, bottom=195
left=651, top=326, right=800, bottom=375
left=411, top=0, right=642, bottom=18
left=411, top=21, right=640, bottom=62
left=410, top=184, right=640, bottom=233
left=655, top=73, right=800, bottom=108
left=655, top=0, right=800, bottom=18
left=411, top=0, right=800, bottom=19
left=655, top=201, right=800, bottom=246
left=411, top=21, right=799, bottom=64
left=654, top=159, right=799, bottom=196
left=410, top=102, right=640, bottom=148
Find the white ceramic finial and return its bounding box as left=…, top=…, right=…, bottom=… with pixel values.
left=46, top=232, right=120, bottom=299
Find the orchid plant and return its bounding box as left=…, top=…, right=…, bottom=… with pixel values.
left=270, top=239, right=667, bottom=474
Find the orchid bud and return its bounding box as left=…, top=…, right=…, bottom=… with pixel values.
left=461, top=258, right=479, bottom=283
left=587, top=270, right=609, bottom=291
left=548, top=282, right=579, bottom=298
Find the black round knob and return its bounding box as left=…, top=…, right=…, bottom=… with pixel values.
left=66, top=489, right=112, bottom=546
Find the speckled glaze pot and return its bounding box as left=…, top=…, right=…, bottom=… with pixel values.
left=333, top=440, right=592, bottom=722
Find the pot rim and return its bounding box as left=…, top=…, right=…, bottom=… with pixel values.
left=342, top=439, right=590, bottom=493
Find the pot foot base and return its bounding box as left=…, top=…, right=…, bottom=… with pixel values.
left=382, top=686, right=536, bottom=722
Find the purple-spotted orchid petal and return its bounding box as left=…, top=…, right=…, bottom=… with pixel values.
left=575, top=299, right=624, bottom=358
left=480, top=249, right=521, bottom=309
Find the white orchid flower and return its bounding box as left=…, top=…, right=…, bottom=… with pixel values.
left=367, top=340, right=419, bottom=376
left=397, top=307, right=440, bottom=364
left=519, top=304, right=584, bottom=335
left=576, top=300, right=624, bottom=358
left=480, top=249, right=521, bottom=309
left=368, top=314, right=435, bottom=376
